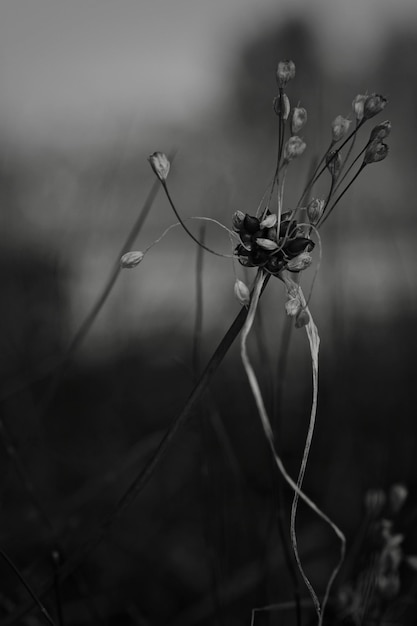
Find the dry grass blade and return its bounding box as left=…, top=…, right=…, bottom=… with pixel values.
left=241, top=272, right=346, bottom=624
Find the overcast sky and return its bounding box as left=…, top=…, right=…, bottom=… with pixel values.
left=0, top=0, right=416, bottom=151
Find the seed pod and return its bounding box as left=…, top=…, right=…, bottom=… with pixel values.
left=266, top=254, right=286, bottom=275
left=120, top=251, right=145, bottom=269
left=331, top=115, right=351, bottom=142
left=291, top=107, right=307, bottom=134
left=284, top=237, right=315, bottom=258
left=243, top=214, right=260, bottom=234
left=234, top=279, right=250, bottom=306
left=148, top=152, right=170, bottom=181
left=276, top=60, right=296, bottom=87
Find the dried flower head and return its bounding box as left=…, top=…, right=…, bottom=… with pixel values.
left=331, top=115, right=351, bottom=142
left=291, top=106, right=307, bottom=134
left=363, top=94, right=388, bottom=120
left=370, top=120, right=392, bottom=142
left=148, top=151, right=170, bottom=181
left=276, top=59, right=296, bottom=87
left=363, top=141, right=389, bottom=165
left=120, top=251, right=145, bottom=269
left=283, top=136, right=306, bottom=163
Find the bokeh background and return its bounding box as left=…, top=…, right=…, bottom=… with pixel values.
left=1, top=1, right=417, bottom=624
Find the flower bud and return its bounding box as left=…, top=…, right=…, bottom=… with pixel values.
left=363, top=94, right=387, bottom=120
left=389, top=484, right=408, bottom=514
left=148, top=151, right=170, bottom=181
left=286, top=251, right=313, bottom=272
left=283, top=136, right=306, bottom=163
left=120, top=251, right=144, bottom=269
left=331, top=115, right=351, bottom=142
left=273, top=93, right=291, bottom=120
left=276, top=60, right=296, bottom=87
left=295, top=309, right=310, bottom=328
left=326, top=149, right=342, bottom=178
left=255, top=238, right=279, bottom=251
left=307, top=198, right=325, bottom=225
left=352, top=94, right=367, bottom=122
left=369, top=120, right=391, bottom=142
left=363, top=141, right=389, bottom=165
left=232, top=210, right=245, bottom=231
left=234, top=279, right=250, bottom=306
left=260, top=213, right=277, bottom=229
left=291, top=107, right=307, bottom=134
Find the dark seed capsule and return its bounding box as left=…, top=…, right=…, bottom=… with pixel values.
left=251, top=248, right=269, bottom=265
left=279, top=219, right=297, bottom=238
left=284, top=237, right=315, bottom=258
left=266, top=254, right=286, bottom=275
left=243, top=214, right=260, bottom=234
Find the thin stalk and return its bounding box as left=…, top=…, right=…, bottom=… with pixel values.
left=161, top=181, right=230, bottom=257
left=318, top=163, right=366, bottom=228
left=0, top=548, right=56, bottom=626
left=40, top=171, right=166, bottom=416
left=192, top=224, right=205, bottom=375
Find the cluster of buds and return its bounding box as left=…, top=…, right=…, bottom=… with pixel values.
left=232, top=210, right=315, bottom=276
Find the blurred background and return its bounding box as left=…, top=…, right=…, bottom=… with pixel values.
left=1, top=1, right=417, bottom=624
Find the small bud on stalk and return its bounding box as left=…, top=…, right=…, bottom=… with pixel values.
left=291, top=106, right=307, bottom=134
left=120, top=251, right=144, bottom=269
left=232, top=210, right=245, bottom=231
left=276, top=60, right=296, bottom=87
left=307, top=198, right=325, bottom=225
left=363, top=141, right=389, bottom=165
left=363, top=94, right=387, bottom=120
left=352, top=94, right=367, bottom=122
left=148, top=151, right=170, bottom=181
left=234, top=279, right=250, bottom=306
left=370, top=120, right=391, bottom=142
left=331, top=115, right=351, bottom=142
left=283, top=136, right=306, bottom=163
left=273, top=93, right=290, bottom=119
left=326, top=149, right=342, bottom=178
